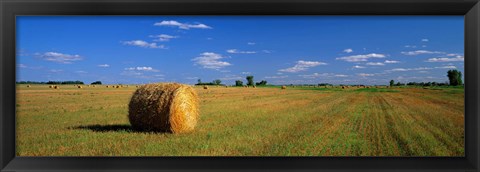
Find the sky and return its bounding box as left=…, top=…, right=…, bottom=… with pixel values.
left=16, top=16, right=464, bottom=85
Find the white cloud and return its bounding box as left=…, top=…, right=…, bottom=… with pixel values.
left=241, top=72, right=251, bottom=75
left=75, top=71, right=87, bottom=74
left=265, top=75, right=288, bottom=79
left=426, top=55, right=464, bottom=62
left=149, top=34, right=178, bottom=42
left=352, top=65, right=366, bottom=69
left=336, top=53, right=386, bottom=62
left=122, top=40, right=166, bottom=49
left=124, top=66, right=159, bottom=72
left=435, top=66, right=457, bottom=69
left=220, top=75, right=243, bottom=80
left=343, top=48, right=353, bottom=53
left=154, top=20, right=212, bottom=30
left=192, top=52, right=231, bottom=70
left=401, top=50, right=444, bottom=55
left=226, top=49, right=257, bottom=54
left=421, top=39, right=429, bottom=42
left=36, top=52, right=83, bottom=64
left=247, top=42, right=256, bottom=45
left=262, top=50, right=273, bottom=53
left=387, top=67, right=433, bottom=72
left=98, top=64, right=110, bottom=68
left=384, top=60, right=400, bottom=64
left=366, top=62, right=385, bottom=66
left=299, top=73, right=348, bottom=79
left=17, top=64, right=27, bottom=68
left=49, top=69, right=63, bottom=73
left=357, top=73, right=375, bottom=77
left=404, top=45, right=417, bottom=48
left=279, top=60, right=327, bottom=73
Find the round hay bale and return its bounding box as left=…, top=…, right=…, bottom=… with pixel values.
left=78, top=85, right=83, bottom=89
left=253, top=85, right=256, bottom=88
left=54, top=85, right=59, bottom=89
left=203, top=86, right=208, bottom=89
left=27, top=85, right=31, bottom=88
left=128, top=83, right=199, bottom=133
left=342, top=86, right=345, bottom=89
left=106, top=85, right=109, bottom=88
left=49, top=85, right=53, bottom=88
left=116, top=85, right=120, bottom=88
left=281, top=85, right=286, bottom=89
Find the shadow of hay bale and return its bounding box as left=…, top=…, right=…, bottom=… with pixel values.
left=69, top=124, right=170, bottom=133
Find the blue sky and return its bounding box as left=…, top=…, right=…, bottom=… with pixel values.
left=16, top=16, right=464, bottom=85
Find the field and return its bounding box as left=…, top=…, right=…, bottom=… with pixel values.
left=16, top=84, right=464, bottom=156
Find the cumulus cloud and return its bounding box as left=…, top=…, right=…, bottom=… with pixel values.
left=279, top=60, right=327, bottom=73
left=353, top=65, right=366, bottom=69
left=154, top=20, right=212, bottom=30
left=357, top=73, right=375, bottom=77
left=265, top=75, right=288, bottom=79
left=226, top=49, right=257, bottom=54
left=149, top=34, right=178, bottom=42
left=426, top=55, right=464, bottom=62
left=336, top=53, right=386, bottom=62
left=366, top=62, right=385, bottom=66
left=343, top=48, right=353, bottom=53
left=36, top=52, right=83, bottom=64
left=98, top=64, right=110, bottom=68
left=401, top=50, right=444, bottom=55
left=386, top=67, right=433, bottom=72
left=192, top=52, right=231, bottom=70
left=124, top=66, right=159, bottom=72
left=384, top=60, right=400, bottom=64
left=122, top=40, right=166, bottom=49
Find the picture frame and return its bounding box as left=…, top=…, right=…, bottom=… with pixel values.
left=1, top=0, right=479, bottom=171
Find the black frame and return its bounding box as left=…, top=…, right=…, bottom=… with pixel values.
left=1, top=0, right=479, bottom=171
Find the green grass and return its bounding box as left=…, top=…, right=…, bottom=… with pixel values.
left=16, top=84, right=464, bottom=156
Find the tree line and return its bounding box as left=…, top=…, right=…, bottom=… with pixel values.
left=17, top=80, right=103, bottom=85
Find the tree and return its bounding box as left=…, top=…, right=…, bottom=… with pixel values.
left=246, top=75, right=254, bottom=86
left=235, top=80, right=243, bottom=86
left=389, top=80, right=395, bottom=87
left=256, top=80, right=267, bottom=86
left=447, top=70, right=463, bottom=86
left=197, top=79, right=202, bottom=84
left=91, top=81, right=102, bottom=85
left=213, top=79, right=222, bottom=85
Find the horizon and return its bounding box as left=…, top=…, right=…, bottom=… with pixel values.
left=16, top=16, right=464, bottom=85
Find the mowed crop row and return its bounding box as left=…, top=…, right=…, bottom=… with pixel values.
left=16, top=85, right=464, bottom=156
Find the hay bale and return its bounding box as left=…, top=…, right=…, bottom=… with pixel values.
left=27, top=85, right=31, bottom=88
left=78, top=85, right=83, bottom=89
left=49, top=85, right=53, bottom=88
left=253, top=85, right=256, bottom=88
left=54, top=85, right=59, bottom=89
left=281, top=85, right=286, bottom=89
left=203, top=86, right=208, bottom=89
left=128, top=83, right=199, bottom=133
left=116, top=85, right=120, bottom=88
left=342, top=86, right=345, bottom=89
left=106, top=85, right=109, bottom=88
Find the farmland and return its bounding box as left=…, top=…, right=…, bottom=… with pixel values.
left=16, top=84, right=464, bottom=156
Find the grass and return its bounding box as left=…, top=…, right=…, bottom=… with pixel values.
left=16, top=84, right=464, bottom=156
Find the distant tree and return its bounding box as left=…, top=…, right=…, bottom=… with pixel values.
left=246, top=75, right=254, bottom=86
left=235, top=80, right=243, bottom=86
left=447, top=70, right=463, bottom=86
left=255, top=80, right=267, bottom=86
left=213, top=79, right=222, bottom=85
left=395, top=82, right=402, bottom=86
left=91, top=81, right=102, bottom=85
left=197, top=79, right=202, bottom=84
left=389, top=80, right=395, bottom=87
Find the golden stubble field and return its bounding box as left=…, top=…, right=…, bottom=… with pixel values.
left=15, top=84, right=464, bottom=156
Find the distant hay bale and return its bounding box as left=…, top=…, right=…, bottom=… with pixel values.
left=281, top=85, right=286, bottom=89
left=116, top=85, right=120, bottom=88
left=27, top=85, right=31, bottom=88
left=78, top=85, right=83, bottom=89
left=342, top=86, right=345, bottom=89
left=203, top=86, right=208, bottom=89
left=128, top=83, right=199, bottom=133
left=225, top=86, right=228, bottom=88
left=106, top=85, right=109, bottom=88
left=253, top=85, right=256, bottom=88
left=92, top=85, right=96, bottom=87
left=54, top=85, right=59, bottom=89
left=49, top=85, right=53, bottom=88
